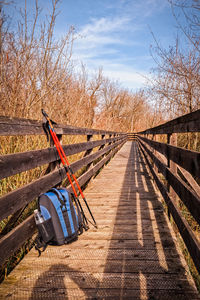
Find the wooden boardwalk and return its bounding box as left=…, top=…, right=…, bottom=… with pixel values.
left=0, top=141, right=199, bottom=299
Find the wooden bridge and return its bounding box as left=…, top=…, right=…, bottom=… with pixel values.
left=0, top=110, right=200, bottom=299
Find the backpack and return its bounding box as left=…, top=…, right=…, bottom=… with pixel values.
left=34, top=188, right=87, bottom=254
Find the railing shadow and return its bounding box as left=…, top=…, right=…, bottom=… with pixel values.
left=29, top=141, right=194, bottom=299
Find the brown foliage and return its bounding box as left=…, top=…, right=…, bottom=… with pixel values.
left=0, top=0, right=160, bottom=133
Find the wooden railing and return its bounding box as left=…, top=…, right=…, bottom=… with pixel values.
left=127, top=133, right=136, bottom=141
left=0, top=116, right=127, bottom=267
left=136, top=109, right=200, bottom=274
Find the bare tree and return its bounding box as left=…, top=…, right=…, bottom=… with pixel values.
left=0, top=0, right=75, bottom=119
left=169, top=0, right=200, bottom=53
left=148, top=12, right=200, bottom=118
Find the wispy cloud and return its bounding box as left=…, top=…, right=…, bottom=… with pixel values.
left=75, top=16, right=131, bottom=51
left=79, top=16, right=130, bottom=36
left=72, top=0, right=168, bottom=90
left=103, top=68, right=149, bottom=90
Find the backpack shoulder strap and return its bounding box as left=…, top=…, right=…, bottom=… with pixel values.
left=35, top=234, right=48, bottom=256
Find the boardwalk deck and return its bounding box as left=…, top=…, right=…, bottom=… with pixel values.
left=0, top=141, right=199, bottom=299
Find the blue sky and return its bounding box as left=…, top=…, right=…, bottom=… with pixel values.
left=4, top=0, right=183, bottom=91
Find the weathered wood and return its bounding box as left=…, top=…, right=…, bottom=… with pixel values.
left=0, top=116, right=45, bottom=136
left=167, top=133, right=177, bottom=214
left=127, top=133, right=136, bottom=140
left=0, top=141, right=199, bottom=300
left=0, top=136, right=123, bottom=180
left=138, top=142, right=200, bottom=275
left=0, top=215, right=35, bottom=266
left=71, top=138, right=125, bottom=174
left=0, top=168, right=65, bottom=222
left=0, top=116, right=125, bottom=136
left=98, top=135, right=105, bottom=150
left=0, top=145, right=123, bottom=267
left=138, top=109, right=200, bottom=134
left=69, top=143, right=124, bottom=194
left=83, top=135, right=93, bottom=157
left=0, top=138, right=125, bottom=222
left=178, top=166, right=200, bottom=196
left=83, top=135, right=94, bottom=171
left=0, top=208, right=27, bottom=236
left=138, top=139, right=200, bottom=225
left=137, top=135, right=200, bottom=178
left=44, top=133, right=62, bottom=174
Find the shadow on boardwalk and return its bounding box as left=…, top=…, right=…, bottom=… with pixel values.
left=30, top=142, right=197, bottom=300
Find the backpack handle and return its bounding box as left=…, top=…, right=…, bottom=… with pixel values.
left=49, top=188, right=66, bottom=208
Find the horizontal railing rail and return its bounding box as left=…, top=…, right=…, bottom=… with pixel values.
left=138, top=109, right=200, bottom=134
left=0, top=116, right=123, bottom=136
left=127, top=133, right=136, bottom=141
left=0, top=116, right=127, bottom=266
left=135, top=109, right=200, bottom=275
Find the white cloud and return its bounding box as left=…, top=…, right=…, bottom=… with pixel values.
left=75, top=16, right=131, bottom=52
left=104, top=64, right=149, bottom=90
left=73, top=14, right=142, bottom=64
left=71, top=1, right=167, bottom=90
left=74, top=56, right=150, bottom=91
left=79, top=16, right=130, bottom=36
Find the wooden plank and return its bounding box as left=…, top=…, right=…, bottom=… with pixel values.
left=0, top=136, right=122, bottom=180
left=67, top=144, right=123, bottom=195
left=138, top=142, right=200, bottom=274
left=10, top=257, right=188, bottom=275
left=3, top=269, right=195, bottom=289
left=70, top=144, right=122, bottom=191
left=178, top=166, right=200, bottom=197
left=138, top=139, right=200, bottom=225
left=0, top=168, right=65, bottom=222
left=1, top=287, right=198, bottom=300
left=0, top=116, right=44, bottom=136
left=29, top=247, right=182, bottom=260
left=138, top=109, right=200, bottom=134
left=137, top=135, right=200, bottom=178
left=71, top=138, right=126, bottom=174
left=0, top=215, right=35, bottom=266
left=0, top=116, right=125, bottom=136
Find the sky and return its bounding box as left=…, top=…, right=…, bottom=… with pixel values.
left=4, top=0, right=183, bottom=91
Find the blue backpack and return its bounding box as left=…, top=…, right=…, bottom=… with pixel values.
left=35, top=188, right=87, bottom=254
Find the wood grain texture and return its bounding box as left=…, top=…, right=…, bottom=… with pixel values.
left=0, top=141, right=199, bottom=300
left=0, top=143, right=124, bottom=266
left=138, top=109, right=200, bottom=134
left=137, top=135, right=200, bottom=178
left=138, top=139, right=200, bottom=226
left=0, top=116, right=125, bottom=136
left=0, top=136, right=123, bottom=180
left=138, top=141, right=200, bottom=275
left=0, top=138, right=126, bottom=222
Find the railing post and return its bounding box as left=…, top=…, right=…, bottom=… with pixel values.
left=83, top=135, right=93, bottom=157
left=108, top=134, right=113, bottom=145
left=152, top=134, right=158, bottom=174
left=45, top=133, right=63, bottom=174
left=98, top=134, right=105, bottom=150
left=167, top=133, right=177, bottom=217
left=83, top=134, right=93, bottom=171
